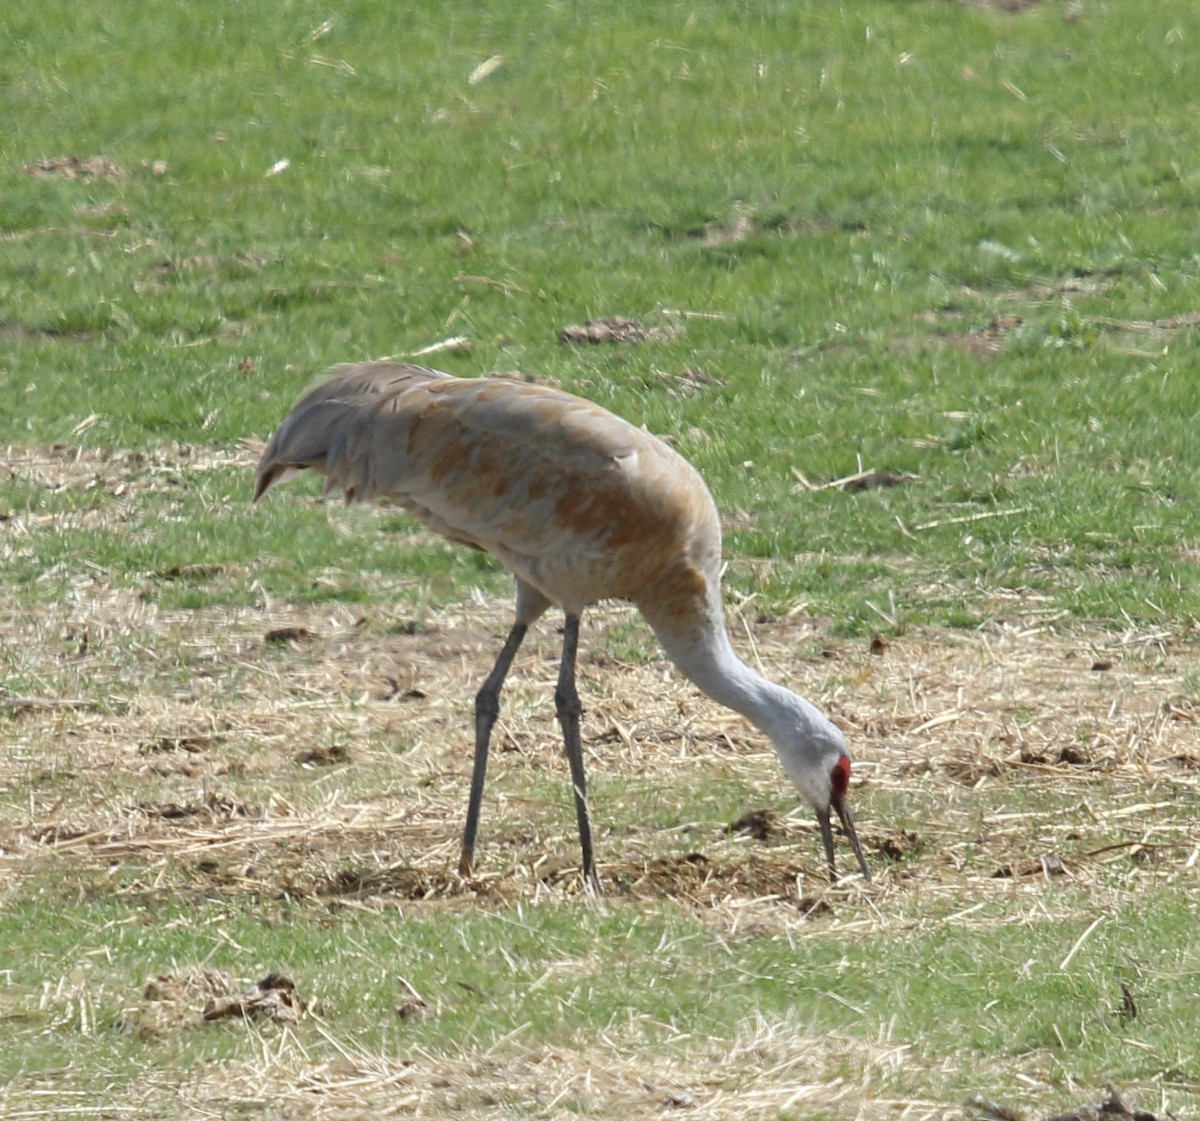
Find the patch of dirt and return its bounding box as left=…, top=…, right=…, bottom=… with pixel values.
left=596, top=852, right=815, bottom=903
left=154, top=562, right=245, bottom=581
left=25, top=155, right=127, bottom=179
left=656, top=365, right=725, bottom=397
left=3, top=555, right=1196, bottom=1121
left=134, top=792, right=254, bottom=822
left=152, top=251, right=273, bottom=275
left=265, top=625, right=318, bottom=645
left=320, top=863, right=477, bottom=901
left=558, top=316, right=680, bottom=345
left=944, top=314, right=1024, bottom=358
left=309, top=849, right=847, bottom=914
left=726, top=808, right=782, bottom=842
left=969, top=1084, right=1162, bottom=1121
left=161, top=1020, right=919, bottom=1121
left=699, top=211, right=758, bottom=246
left=0, top=320, right=95, bottom=344
left=295, top=742, right=350, bottom=766
left=202, top=972, right=303, bottom=1024
left=953, top=0, right=1041, bottom=10
left=137, top=734, right=218, bottom=756
left=2, top=442, right=258, bottom=502
left=791, top=466, right=917, bottom=493
left=122, top=968, right=303, bottom=1036
left=1, top=468, right=1198, bottom=932
left=991, top=853, right=1068, bottom=879
left=875, top=829, right=920, bottom=861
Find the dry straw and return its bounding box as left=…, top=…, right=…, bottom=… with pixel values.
left=2, top=444, right=1197, bottom=1118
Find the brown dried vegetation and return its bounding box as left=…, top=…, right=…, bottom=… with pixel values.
left=2, top=447, right=1198, bottom=1118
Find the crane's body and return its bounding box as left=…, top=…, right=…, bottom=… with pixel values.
left=255, top=363, right=870, bottom=889
left=256, top=363, right=720, bottom=627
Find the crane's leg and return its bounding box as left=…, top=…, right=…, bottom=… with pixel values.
left=459, top=621, right=528, bottom=877
left=555, top=613, right=600, bottom=894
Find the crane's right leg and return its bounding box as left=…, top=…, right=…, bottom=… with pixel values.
left=556, top=612, right=601, bottom=895
left=459, top=622, right=527, bottom=877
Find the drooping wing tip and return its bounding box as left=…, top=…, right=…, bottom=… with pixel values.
left=251, top=453, right=279, bottom=502
left=251, top=468, right=272, bottom=503
left=252, top=461, right=307, bottom=502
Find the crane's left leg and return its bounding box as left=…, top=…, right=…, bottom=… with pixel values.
left=556, top=613, right=600, bottom=894
left=459, top=622, right=528, bottom=876
left=460, top=580, right=550, bottom=879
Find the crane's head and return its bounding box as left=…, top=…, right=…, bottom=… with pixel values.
left=816, top=749, right=871, bottom=883
left=774, top=713, right=871, bottom=883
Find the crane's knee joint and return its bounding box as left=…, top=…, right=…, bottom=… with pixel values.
left=475, top=687, right=500, bottom=719
left=554, top=688, right=582, bottom=718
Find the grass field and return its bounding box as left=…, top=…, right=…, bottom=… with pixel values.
left=2, top=1, right=1199, bottom=1118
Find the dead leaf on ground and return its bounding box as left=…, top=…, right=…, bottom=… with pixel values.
left=1057, top=745, right=1092, bottom=766
left=1161, top=695, right=1197, bottom=722
left=1019, top=745, right=1092, bottom=768
left=844, top=469, right=917, bottom=492
left=796, top=896, right=832, bottom=917
left=380, top=678, right=428, bottom=701
left=396, top=997, right=429, bottom=1020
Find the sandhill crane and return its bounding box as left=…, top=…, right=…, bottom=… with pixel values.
left=255, top=363, right=871, bottom=892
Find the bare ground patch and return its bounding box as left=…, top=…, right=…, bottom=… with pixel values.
left=3, top=441, right=1197, bottom=922
left=24, top=155, right=128, bottom=180
left=3, top=565, right=1197, bottom=911
left=2, top=456, right=1199, bottom=1119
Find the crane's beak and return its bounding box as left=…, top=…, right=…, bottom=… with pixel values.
left=817, top=796, right=871, bottom=882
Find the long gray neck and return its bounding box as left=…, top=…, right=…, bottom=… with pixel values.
left=648, top=613, right=829, bottom=749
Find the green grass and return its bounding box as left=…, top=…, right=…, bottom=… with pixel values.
left=3, top=870, right=1197, bottom=1106
left=2, top=1, right=1199, bottom=1117
left=3, top=0, right=1198, bottom=630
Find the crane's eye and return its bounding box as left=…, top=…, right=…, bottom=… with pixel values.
left=830, top=755, right=851, bottom=799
